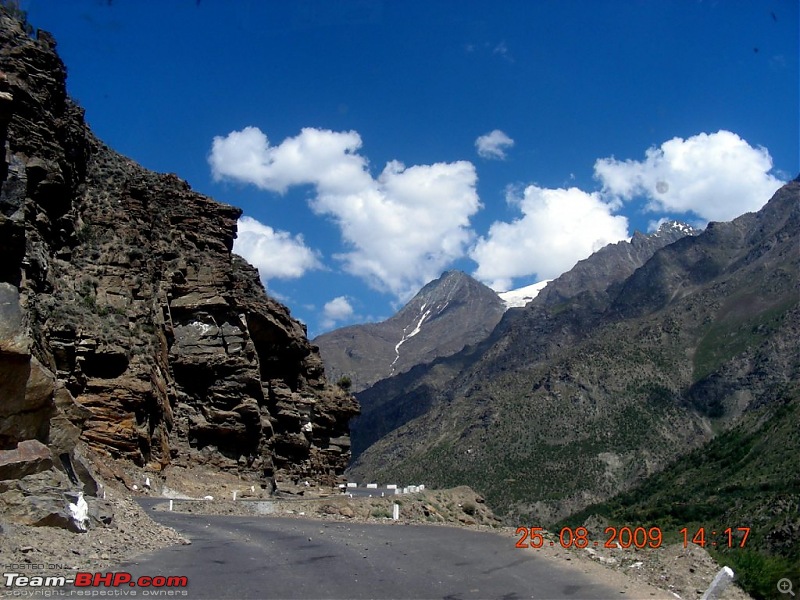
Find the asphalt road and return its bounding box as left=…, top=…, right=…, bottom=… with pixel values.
left=111, top=506, right=623, bottom=599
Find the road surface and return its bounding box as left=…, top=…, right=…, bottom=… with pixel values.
left=111, top=505, right=626, bottom=599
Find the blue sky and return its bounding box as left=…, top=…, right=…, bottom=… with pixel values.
left=23, top=0, right=798, bottom=336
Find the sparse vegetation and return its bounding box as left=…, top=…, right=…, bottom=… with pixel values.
left=556, top=394, right=800, bottom=600
left=370, top=507, right=392, bottom=519
left=76, top=223, right=97, bottom=245
left=692, top=298, right=793, bottom=382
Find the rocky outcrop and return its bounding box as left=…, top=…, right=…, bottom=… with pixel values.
left=0, top=8, right=357, bottom=529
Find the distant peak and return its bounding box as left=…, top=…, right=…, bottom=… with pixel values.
left=439, top=270, right=469, bottom=281
left=655, top=220, right=698, bottom=235
left=631, top=221, right=698, bottom=243
left=417, top=270, right=475, bottom=295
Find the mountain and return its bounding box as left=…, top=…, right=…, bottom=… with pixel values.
left=0, top=10, right=357, bottom=529
left=347, top=183, right=798, bottom=533
left=348, top=219, right=700, bottom=467
left=314, top=270, right=506, bottom=393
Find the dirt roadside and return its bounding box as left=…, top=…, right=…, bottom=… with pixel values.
left=0, top=465, right=751, bottom=599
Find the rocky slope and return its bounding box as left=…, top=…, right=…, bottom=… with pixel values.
left=348, top=180, right=798, bottom=530
left=0, top=9, right=357, bottom=531
left=348, top=220, right=700, bottom=464
left=314, top=270, right=506, bottom=393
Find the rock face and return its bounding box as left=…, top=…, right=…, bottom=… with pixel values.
left=0, top=8, right=357, bottom=528
left=315, top=271, right=506, bottom=393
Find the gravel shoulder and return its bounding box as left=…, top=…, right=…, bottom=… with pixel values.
left=0, top=465, right=752, bottom=599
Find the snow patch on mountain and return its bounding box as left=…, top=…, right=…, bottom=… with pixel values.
left=391, top=307, right=433, bottom=371
left=498, top=280, right=551, bottom=309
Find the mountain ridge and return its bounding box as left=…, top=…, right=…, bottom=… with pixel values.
left=348, top=181, right=798, bottom=532
left=347, top=219, right=702, bottom=464
left=314, top=270, right=506, bottom=392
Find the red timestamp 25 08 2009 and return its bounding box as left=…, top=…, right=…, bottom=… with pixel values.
left=515, top=526, right=751, bottom=550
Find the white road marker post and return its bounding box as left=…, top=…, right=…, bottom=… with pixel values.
left=701, top=566, right=734, bottom=600
left=392, top=503, right=399, bottom=521
left=169, top=500, right=173, bottom=511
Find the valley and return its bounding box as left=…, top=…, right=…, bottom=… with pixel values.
left=333, top=184, right=799, bottom=599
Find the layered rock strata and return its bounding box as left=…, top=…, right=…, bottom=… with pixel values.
left=0, top=9, right=357, bottom=528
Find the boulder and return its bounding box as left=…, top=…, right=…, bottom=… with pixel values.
left=0, top=440, right=53, bottom=480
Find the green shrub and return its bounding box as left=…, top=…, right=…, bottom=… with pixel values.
left=718, top=549, right=800, bottom=600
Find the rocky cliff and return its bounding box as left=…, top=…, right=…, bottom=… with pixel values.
left=0, top=10, right=357, bottom=529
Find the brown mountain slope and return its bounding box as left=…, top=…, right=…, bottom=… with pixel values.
left=349, top=220, right=699, bottom=464
left=315, top=270, right=506, bottom=393
left=349, top=179, right=799, bottom=527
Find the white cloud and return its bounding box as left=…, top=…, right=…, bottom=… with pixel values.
left=210, top=126, right=369, bottom=195
left=470, top=186, right=629, bottom=291
left=475, top=129, right=515, bottom=160
left=321, top=296, right=354, bottom=329
left=210, top=127, right=481, bottom=301
left=234, top=215, right=322, bottom=280
left=594, top=130, right=784, bottom=222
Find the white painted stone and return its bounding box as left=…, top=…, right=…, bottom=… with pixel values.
left=701, top=567, right=734, bottom=600
left=366, top=483, right=378, bottom=489
left=68, top=493, right=88, bottom=532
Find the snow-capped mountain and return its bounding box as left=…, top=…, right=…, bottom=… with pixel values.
left=314, top=271, right=506, bottom=392
left=347, top=218, right=703, bottom=469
